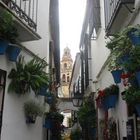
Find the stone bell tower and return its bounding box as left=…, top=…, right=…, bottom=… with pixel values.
left=61, top=47, right=73, bottom=97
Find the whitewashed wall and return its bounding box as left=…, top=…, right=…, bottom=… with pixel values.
left=89, top=0, right=133, bottom=139
left=0, top=0, right=50, bottom=139
left=22, top=0, right=50, bottom=62
left=0, top=49, right=49, bottom=140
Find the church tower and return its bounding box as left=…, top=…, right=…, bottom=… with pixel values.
left=61, top=47, right=73, bottom=97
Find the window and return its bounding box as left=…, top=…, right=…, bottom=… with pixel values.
left=64, top=63, right=67, bottom=69
left=62, top=74, right=66, bottom=82
left=67, top=76, right=70, bottom=82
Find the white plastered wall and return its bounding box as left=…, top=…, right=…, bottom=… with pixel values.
left=0, top=0, right=50, bottom=139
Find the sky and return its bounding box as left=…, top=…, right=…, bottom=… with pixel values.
left=59, top=0, right=86, bottom=61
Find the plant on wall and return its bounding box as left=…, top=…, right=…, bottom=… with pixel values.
left=0, top=9, right=18, bottom=42
left=106, top=28, right=131, bottom=71
left=8, top=55, right=49, bottom=94
left=24, top=99, right=44, bottom=123
left=77, top=99, right=96, bottom=127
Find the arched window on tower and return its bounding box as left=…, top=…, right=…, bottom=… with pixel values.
left=62, top=74, right=66, bottom=82
left=67, top=76, right=70, bottom=82
left=64, top=63, right=67, bottom=69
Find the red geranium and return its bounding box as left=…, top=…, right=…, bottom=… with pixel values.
left=120, top=72, right=131, bottom=79
left=96, top=90, right=105, bottom=108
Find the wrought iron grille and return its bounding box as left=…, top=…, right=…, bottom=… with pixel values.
left=2, top=0, right=38, bottom=31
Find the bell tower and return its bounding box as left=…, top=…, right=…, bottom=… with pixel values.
left=61, top=47, right=73, bottom=97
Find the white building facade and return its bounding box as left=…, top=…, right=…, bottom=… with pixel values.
left=78, top=0, right=140, bottom=140
left=0, top=0, right=60, bottom=140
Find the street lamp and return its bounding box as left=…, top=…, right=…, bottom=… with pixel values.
left=72, top=91, right=83, bottom=107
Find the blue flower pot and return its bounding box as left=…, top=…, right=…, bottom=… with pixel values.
left=46, top=96, right=53, bottom=104
left=111, top=70, right=123, bottom=84
left=118, top=54, right=130, bottom=64
left=26, top=116, right=36, bottom=124
left=127, top=28, right=140, bottom=46
left=43, top=119, right=53, bottom=129
left=136, top=71, right=140, bottom=87
left=0, top=39, right=8, bottom=54
left=135, top=104, right=140, bottom=117
left=102, top=95, right=118, bottom=110
left=38, top=86, right=48, bottom=96
left=6, top=44, right=21, bottom=62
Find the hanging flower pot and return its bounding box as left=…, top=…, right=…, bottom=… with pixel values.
left=111, top=69, right=123, bottom=84
left=46, top=96, right=53, bottom=104
left=102, top=95, right=118, bottom=110
left=45, top=92, right=54, bottom=104
left=134, top=104, right=140, bottom=117
left=26, top=115, right=36, bottom=124
left=6, top=44, right=21, bottom=62
left=118, top=54, right=130, bottom=64
left=43, top=119, right=53, bottom=129
left=38, top=85, right=48, bottom=96
left=135, top=71, right=140, bottom=87
left=0, top=39, right=9, bottom=54
left=24, top=100, right=44, bottom=124
left=127, top=28, right=140, bottom=46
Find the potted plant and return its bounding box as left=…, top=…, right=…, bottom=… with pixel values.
left=77, top=99, right=96, bottom=139
left=43, top=112, right=64, bottom=129
left=0, top=9, right=18, bottom=55
left=105, top=27, right=134, bottom=83
left=123, top=86, right=140, bottom=117
left=6, top=44, right=21, bottom=62
left=43, top=112, right=53, bottom=129
left=102, top=84, right=119, bottom=110
left=8, top=55, right=49, bottom=94
left=126, top=24, right=140, bottom=46
left=38, top=85, right=48, bottom=96
left=122, top=47, right=140, bottom=87
left=24, top=99, right=44, bottom=123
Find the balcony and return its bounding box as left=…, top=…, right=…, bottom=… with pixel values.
left=0, top=0, right=41, bottom=42
left=104, top=0, right=135, bottom=36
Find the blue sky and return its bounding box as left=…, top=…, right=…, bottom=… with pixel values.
left=59, top=0, right=86, bottom=61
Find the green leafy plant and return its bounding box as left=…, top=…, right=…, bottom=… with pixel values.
left=123, top=86, right=140, bottom=106
left=110, top=84, right=119, bottom=95
left=70, top=128, right=82, bottom=140
left=0, top=9, right=18, bottom=42
left=125, top=24, right=140, bottom=36
left=103, top=85, right=119, bottom=97
left=45, top=112, right=64, bottom=123
left=24, top=99, right=44, bottom=123
left=123, top=47, right=140, bottom=72
left=8, top=55, right=49, bottom=94
left=77, top=99, right=96, bottom=128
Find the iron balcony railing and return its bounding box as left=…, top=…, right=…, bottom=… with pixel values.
left=2, top=0, right=38, bottom=31
left=104, top=0, right=135, bottom=34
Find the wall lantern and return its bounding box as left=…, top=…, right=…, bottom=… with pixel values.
left=72, top=91, right=83, bottom=107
